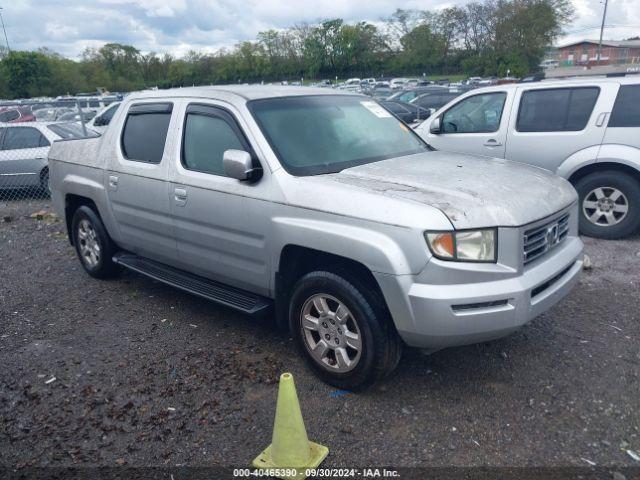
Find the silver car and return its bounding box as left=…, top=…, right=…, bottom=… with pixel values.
left=416, top=76, right=640, bottom=239
left=0, top=122, right=87, bottom=192
left=48, top=87, right=583, bottom=389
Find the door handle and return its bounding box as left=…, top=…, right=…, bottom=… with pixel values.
left=174, top=188, right=188, bottom=206
left=595, top=112, right=609, bottom=127
left=108, top=175, right=118, bottom=191
left=483, top=139, right=503, bottom=147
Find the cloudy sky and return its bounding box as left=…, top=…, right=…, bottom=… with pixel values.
left=1, top=0, right=639, bottom=58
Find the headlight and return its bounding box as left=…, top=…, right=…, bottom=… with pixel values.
left=425, top=229, right=497, bottom=262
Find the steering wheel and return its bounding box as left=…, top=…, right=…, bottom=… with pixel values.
left=444, top=121, right=458, bottom=132
left=345, top=136, right=370, bottom=150
left=459, top=113, right=475, bottom=132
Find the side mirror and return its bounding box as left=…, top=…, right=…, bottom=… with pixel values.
left=93, top=116, right=104, bottom=126
left=429, top=116, right=442, bottom=134
left=223, top=149, right=262, bottom=182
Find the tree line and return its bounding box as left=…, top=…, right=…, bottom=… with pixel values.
left=0, top=0, right=572, bottom=99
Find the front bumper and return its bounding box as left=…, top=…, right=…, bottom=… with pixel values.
left=375, top=235, right=583, bottom=349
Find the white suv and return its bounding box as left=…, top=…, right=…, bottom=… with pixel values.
left=416, top=76, right=640, bottom=239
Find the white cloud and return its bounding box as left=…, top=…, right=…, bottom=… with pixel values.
left=0, top=0, right=637, bottom=58
left=559, top=0, right=640, bottom=46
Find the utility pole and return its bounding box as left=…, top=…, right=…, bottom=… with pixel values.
left=597, top=0, right=609, bottom=66
left=0, top=7, right=10, bottom=54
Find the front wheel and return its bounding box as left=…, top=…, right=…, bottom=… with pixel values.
left=574, top=171, right=640, bottom=239
left=288, top=271, right=402, bottom=390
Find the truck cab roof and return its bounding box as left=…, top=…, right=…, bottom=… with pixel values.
left=128, top=85, right=357, bottom=103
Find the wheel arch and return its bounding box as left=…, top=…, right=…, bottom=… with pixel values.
left=274, top=244, right=391, bottom=331
left=64, top=194, right=99, bottom=245
left=568, top=161, right=640, bottom=185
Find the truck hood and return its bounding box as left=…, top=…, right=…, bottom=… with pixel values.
left=327, top=151, right=577, bottom=229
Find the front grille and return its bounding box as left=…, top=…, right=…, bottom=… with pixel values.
left=523, top=213, right=570, bottom=265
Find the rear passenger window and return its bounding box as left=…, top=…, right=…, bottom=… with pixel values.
left=121, top=103, right=172, bottom=163
left=182, top=106, right=247, bottom=176
left=2, top=127, right=49, bottom=150
left=608, top=85, right=640, bottom=127
left=517, top=87, right=599, bottom=132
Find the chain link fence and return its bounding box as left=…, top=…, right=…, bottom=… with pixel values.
left=0, top=98, right=110, bottom=204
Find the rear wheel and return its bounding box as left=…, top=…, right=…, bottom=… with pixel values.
left=574, top=171, right=640, bottom=239
left=71, top=206, right=119, bottom=279
left=289, top=270, right=402, bottom=390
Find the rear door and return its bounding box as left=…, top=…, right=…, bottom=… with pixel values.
left=601, top=83, right=640, bottom=149
left=0, top=126, right=50, bottom=188
left=505, top=83, right=617, bottom=173
left=423, top=90, right=512, bottom=158
left=105, top=101, right=178, bottom=265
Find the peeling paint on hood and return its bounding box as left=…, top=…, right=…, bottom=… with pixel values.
left=329, top=151, right=577, bottom=229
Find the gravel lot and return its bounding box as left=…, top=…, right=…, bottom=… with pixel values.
left=1, top=198, right=639, bottom=474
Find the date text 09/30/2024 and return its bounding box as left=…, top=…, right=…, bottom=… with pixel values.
left=233, top=468, right=401, bottom=477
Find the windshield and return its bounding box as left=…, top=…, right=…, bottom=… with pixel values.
left=248, top=95, right=429, bottom=176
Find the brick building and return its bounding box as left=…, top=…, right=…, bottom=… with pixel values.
left=557, top=39, right=640, bottom=67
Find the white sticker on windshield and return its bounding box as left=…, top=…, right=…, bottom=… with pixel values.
left=360, top=101, right=392, bottom=118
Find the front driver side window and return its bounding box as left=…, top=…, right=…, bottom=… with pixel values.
left=182, top=106, right=248, bottom=176
left=442, top=92, right=506, bottom=134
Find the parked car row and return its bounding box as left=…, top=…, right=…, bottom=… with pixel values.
left=369, top=86, right=474, bottom=125
left=331, top=76, right=459, bottom=94
left=0, top=94, right=121, bottom=125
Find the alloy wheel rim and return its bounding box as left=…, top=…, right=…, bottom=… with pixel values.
left=582, top=186, right=629, bottom=227
left=78, top=219, right=101, bottom=268
left=300, top=293, right=362, bottom=373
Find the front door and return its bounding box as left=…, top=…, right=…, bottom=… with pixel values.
left=423, top=90, right=511, bottom=158
left=169, top=102, right=272, bottom=296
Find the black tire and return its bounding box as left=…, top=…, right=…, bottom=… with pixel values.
left=71, top=206, right=119, bottom=279
left=39, top=167, right=50, bottom=196
left=574, top=171, right=640, bottom=239
left=288, top=270, right=402, bottom=390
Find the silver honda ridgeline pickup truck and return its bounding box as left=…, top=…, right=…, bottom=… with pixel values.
left=49, top=86, right=583, bottom=389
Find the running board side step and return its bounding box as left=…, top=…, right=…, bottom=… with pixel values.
left=113, top=253, right=271, bottom=315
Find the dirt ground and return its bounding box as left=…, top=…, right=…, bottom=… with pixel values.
left=1, top=198, right=639, bottom=476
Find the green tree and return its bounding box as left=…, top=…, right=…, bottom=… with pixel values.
left=2, top=51, right=51, bottom=98
left=397, top=23, right=446, bottom=74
